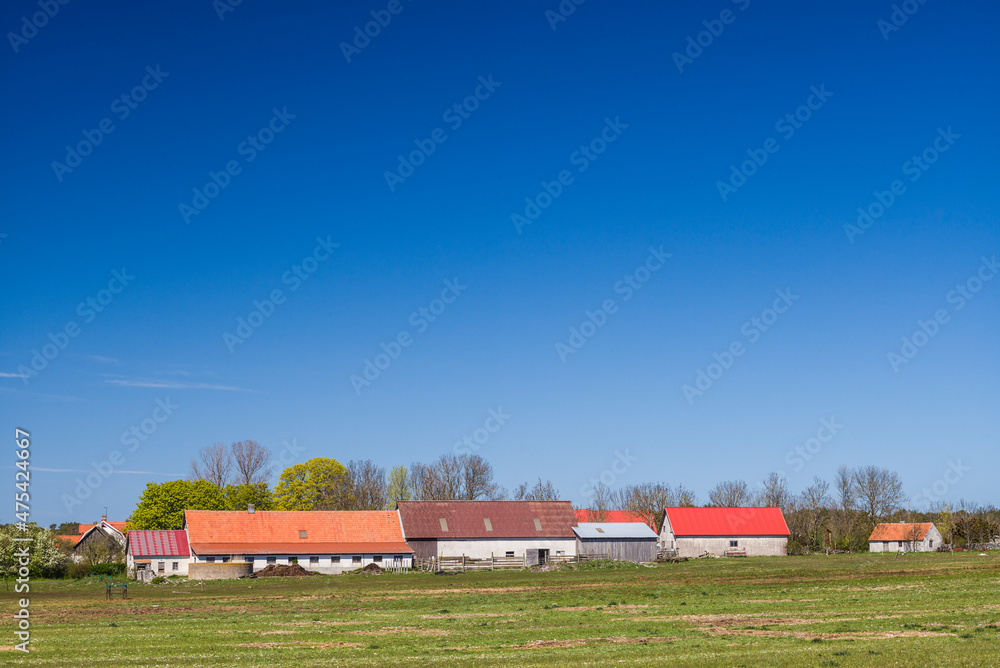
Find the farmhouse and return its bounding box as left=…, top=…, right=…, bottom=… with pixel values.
left=127, top=530, right=191, bottom=577
left=59, top=518, right=128, bottom=563
left=574, top=522, right=658, bottom=562
left=868, top=522, right=943, bottom=553
left=660, top=506, right=790, bottom=557
left=397, top=500, right=577, bottom=562
left=184, top=508, right=413, bottom=574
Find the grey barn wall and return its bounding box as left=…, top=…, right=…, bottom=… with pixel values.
left=674, top=536, right=787, bottom=558
left=577, top=538, right=657, bottom=563
left=406, top=540, right=438, bottom=560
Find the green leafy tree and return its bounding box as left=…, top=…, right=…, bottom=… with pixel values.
left=129, top=480, right=226, bottom=530
left=385, top=465, right=411, bottom=508
left=224, top=482, right=275, bottom=511
left=274, top=458, right=350, bottom=510
left=0, top=524, right=71, bottom=584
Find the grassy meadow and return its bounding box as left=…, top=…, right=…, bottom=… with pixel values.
left=3, top=552, right=1000, bottom=666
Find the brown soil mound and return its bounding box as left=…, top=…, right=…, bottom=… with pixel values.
left=255, top=564, right=317, bottom=577
left=362, top=563, right=382, bottom=574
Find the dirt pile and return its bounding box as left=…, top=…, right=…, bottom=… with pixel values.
left=361, top=563, right=382, bottom=574
left=254, top=564, right=317, bottom=577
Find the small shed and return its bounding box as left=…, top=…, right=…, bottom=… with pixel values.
left=574, top=522, right=658, bottom=562
left=868, top=522, right=943, bottom=553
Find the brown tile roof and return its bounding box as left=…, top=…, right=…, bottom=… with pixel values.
left=397, top=501, right=577, bottom=539
left=574, top=509, right=646, bottom=524
left=184, top=510, right=412, bottom=555
left=869, top=523, right=934, bottom=541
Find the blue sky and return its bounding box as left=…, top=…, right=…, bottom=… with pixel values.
left=1, top=0, right=997, bottom=525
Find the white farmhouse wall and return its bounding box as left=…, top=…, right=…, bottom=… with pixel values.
left=435, top=538, right=577, bottom=560
left=129, top=554, right=191, bottom=576
left=191, top=553, right=413, bottom=574
left=674, top=537, right=787, bottom=558
left=869, top=525, right=943, bottom=553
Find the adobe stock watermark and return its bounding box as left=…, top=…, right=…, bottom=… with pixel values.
left=276, top=438, right=307, bottom=467
left=887, top=255, right=996, bottom=372
left=62, top=397, right=179, bottom=513
left=350, top=278, right=467, bottom=395
left=579, top=449, right=639, bottom=502
left=13, top=268, right=134, bottom=385
left=877, top=0, right=932, bottom=41
left=452, top=407, right=511, bottom=455
left=545, top=0, right=587, bottom=30
left=7, top=0, right=73, bottom=54
left=672, top=0, right=751, bottom=73
left=340, top=0, right=412, bottom=63
left=213, top=0, right=246, bottom=21
left=51, top=65, right=169, bottom=182
left=384, top=75, right=501, bottom=192
left=911, top=459, right=970, bottom=510
left=511, top=116, right=628, bottom=234
left=716, top=84, right=833, bottom=202
left=179, top=106, right=296, bottom=224
left=777, top=417, right=843, bottom=478
left=844, top=127, right=959, bottom=243
left=682, top=288, right=799, bottom=405
left=223, top=236, right=339, bottom=352
left=556, top=246, right=671, bottom=362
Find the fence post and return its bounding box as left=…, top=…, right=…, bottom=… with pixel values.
left=491, top=552, right=494, bottom=571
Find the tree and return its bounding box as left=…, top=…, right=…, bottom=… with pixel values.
left=129, top=480, right=226, bottom=530
left=613, top=482, right=693, bottom=531
left=1, top=525, right=71, bottom=583
left=800, top=476, right=831, bottom=551
left=408, top=454, right=505, bottom=500
left=831, top=465, right=859, bottom=550
left=77, top=532, right=125, bottom=567
left=224, top=482, right=274, bottom=512
left=853, top=465, right=904, bottom=531
left=274, top=458, right=351, bottom=510
left=190, top=442, right=233, bottom=487
left=513, top=478, right=560, bottom=501
left=386, top=465, right=411, bottom=508
left=583, top=482, right=615, bottom=521
left=759, top=473, right=792, bottom=511
left=231, top=440, right=273, bottom=486
left=348, top=460, right=387, bottom=510
left=708, top=479, right=754, bottom=507
left=459, top=454, right=506, bottom=500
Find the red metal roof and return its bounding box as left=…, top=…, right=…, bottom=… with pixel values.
left=397, top=501, right=577, bottom=539
left=574, top=509, right=646, bottom=524
left=190, top=542, right=412, bottom=555
left=869, top=523, right=933, bottom=541
left=128, top=530, right=190, bottom=557
left=664, top=507, right=790, bottom=537
left=184, top=510, right=412, bottom=555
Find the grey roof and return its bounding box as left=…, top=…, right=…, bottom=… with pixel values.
left=573, top=522, right=658, bottom=539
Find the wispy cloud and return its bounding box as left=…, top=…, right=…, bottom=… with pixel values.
left=105, top=378, right=252, bottom=392
left=27, top=467, right=184, bottom=476
left=88, top=355, right=120, bottom=364
left=0, top=371, right=27, bottom=378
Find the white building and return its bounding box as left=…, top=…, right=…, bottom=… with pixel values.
left=659, top=507, right=790, bottom=558
left=127, top=530, right=191, bottom=577
left=868, top=522, right=943, bottom=553
left=397, top=500, right=578, bottom=562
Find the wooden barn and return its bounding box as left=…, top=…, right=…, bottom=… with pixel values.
left=868, top=522, right=943, bottom=553
left=397, top=500, right=577, bottom=562
left=573, top=522, right=658, bottom=562
left=659, top=507, right=790, bottom=557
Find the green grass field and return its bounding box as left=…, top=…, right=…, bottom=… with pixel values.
left=4, top=552, right=1000, bottom=666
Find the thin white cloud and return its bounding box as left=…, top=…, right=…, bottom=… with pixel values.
left=105, top=378, right=252, bottom=392
left=88, top=355, right=120, bottom=364
left=0, top=371, right=27, bottom=378
left=27, top=467, right=184, bottom=476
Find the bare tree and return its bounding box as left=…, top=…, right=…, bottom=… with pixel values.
left=408, top=454, right=505, bottom=500
left=708, top=479, right=754, bottom=507
left=231, top=440, right=273, bottom=486
left=347, top=459, right=387, bottom=510
left=460, top=454, right=506, bottom=500
left=831, top=465, right=858, bottom=550
left=386, top=465, right=411, bottom=508
left=759, top=473, right=792, bottom=510
left=584, top=482, right=615, bottom=521
left=513, top=478, right=560, bottom=501
left=800, top=476, right=831, bottom=551
left=613, top=482, right=692, bottom=531
left=853, top=465, right=904, bottom=531
left=190, top=442, right=233, bottom=487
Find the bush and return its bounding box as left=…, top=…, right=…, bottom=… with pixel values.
left=91, top=563, right=126, bottom=576
left=151, top=576, right=166, bottom=584
left=67, top=562, right=91, bottom=579
left=786, top=540, right=806, bottom=555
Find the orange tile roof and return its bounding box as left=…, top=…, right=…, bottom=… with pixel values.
left=78, top=522, right=128, bottom=534
left=184, top=510, right=412, bottom=555
left=869, top=523, right=934, bottom=541
left=56, top=535, right=82, bottom=546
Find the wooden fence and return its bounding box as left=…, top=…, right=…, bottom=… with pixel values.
left=415, top=552, right=610, bottom=572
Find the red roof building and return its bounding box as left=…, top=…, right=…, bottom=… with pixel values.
left=183, top=509, right=413, bottom=574
left=127, top=530, right=191, bottom=577
left=396, top=500, right=578, bottom=562
left=660, top=507, right=790, bottom=558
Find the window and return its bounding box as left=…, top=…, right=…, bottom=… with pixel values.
left=310, top=557, right=319, bottom=564
left=298, top=530, right=308, bottom=539
left=172, top=562, right=179, bottom=571
left=373, top=556, right=383, bottom=563
left=331, top=556, right=341, bottom=563
left=439, top=518, right=449, bottom=532
left=353, top=556, right=362, bottom=564
left=729, top=540, right=739, bottom=548
left=206, top=557, right=215, bottom=563
left=246, top=556, right=255, bottom=563
left=289, top=557, right=298, bottom=564
left=898, top=541, right=903, bottom=548
left=556, top=551, right=565, bottom=555
left=483, top=518, right=493, bottom=531
left=533, top=518, right=543, bottom=531
left=595, top=527, right=605, bottom=534
left=158, top=561, right=165, bottom=572
left=267, top=557, right=276, bottom=564
left=220, top=557, right=229, bottom=563
left=929, top=540, right=934, bottom=548
left=505, top=551, right=514, bottom=558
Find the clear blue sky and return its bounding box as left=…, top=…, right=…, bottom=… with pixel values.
left=1, top=0, right=997, bottom=525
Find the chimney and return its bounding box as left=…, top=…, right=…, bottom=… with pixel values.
left=101, top=513, right=107, bottom=523
left=248, top=504, right=255, bottom=514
